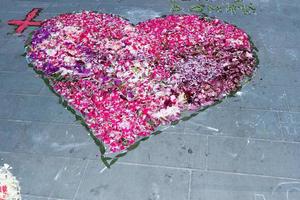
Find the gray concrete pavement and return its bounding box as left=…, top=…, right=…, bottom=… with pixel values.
left=0, top=0, right=299, bottom=199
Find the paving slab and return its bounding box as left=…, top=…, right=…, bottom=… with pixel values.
left=0, top=71, right=44, bottom=94
left=252, top=65, right=300, bottom=87
left=0, top=36, right=30, bottom=71
left=0, top=152, right=87, bottom=199
left=0, top=120, right=28, bottom=152
left=260, top=47, right=300, bottom=69
left=285, top=87, right=300, bottom=112
left=0, top=0, right=51, bottom=13
left=191, top=170, right=300, bottom=200
left=121, top=133, right=207, bottom=169
left=216, top=84, right=289, bottom=111
left=0, top=94, right=75, bottom=123
left=22, top=122, right=98, bottom=159
left=207, top=136, right=300, bottom=179
left=75, top=160, right=190, bottom=200
left=278, top=112, right=300, bottom=142
left=183, top=107, right=285, bottom=141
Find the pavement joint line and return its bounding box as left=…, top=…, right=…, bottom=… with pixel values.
left=0, top=92, right=55, bottom=97
left=0, top=70, right=32, bottom=73
left=207, top=134, right=300, bottom=144
left=204, top=168, right=300, bottom=181
left=0, top=10, right=50, bottom=14
left=205, top=135, right=209, bottom=171
left=1, top=150, right=300, bottom=181
left=285, top=92, right=292, bottom=113
left=252, top=83, right=300, bottom=87
left=37, top=85, right=47, bottom=95
left=0, top=117, right=79, bottom=126
left=72, top=160, right=89, bottom=200
left=278, top=110, right=300, bottom=114
left=217, top=105, right=290, bottom=112
left=0, top=10, right=61, bottom=15
left=0, top=150, right=89, bottom=162
left=0, top=117, right=80, bottom=126
left=116, top=161, right=196, bottom=171
left=117, top=161, right=300, bottom=181
left=22, top=193, right=70, bottom=200
left=187, top=170, right=192, bottom=200
left=275, top=111, right=287, bottom=139
left=275, top=111, right=283, bottom=123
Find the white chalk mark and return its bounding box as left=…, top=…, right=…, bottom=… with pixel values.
left=236, top=91, right=243, bottom=96
left=197, top=123, right=219, bottom=132
left=247, top=137, right=251, bottom=145
left=151, top=183, right=160, bottom=200
left=287, top=187, right=300, bottom=200
left=54, top=168, right=64, bottom=181
left=272, top=181, right=300, bottom=195
left=286, top=49, right=298, bottom=61
left=279, top=92, right=287, bottom=100
left=206, top=126, right=219, bottom=132
left=271, top=181, right=300, bottom=200
left=50, top=142, right=88, bottom=151
left=227, top=152, right=238, bottom=158
left=254, top=193, right=266, bottom=200
left=100, top=167, right=107, bottom=173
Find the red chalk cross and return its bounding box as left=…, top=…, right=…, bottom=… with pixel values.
left=8, top=8, right=43, bottom=34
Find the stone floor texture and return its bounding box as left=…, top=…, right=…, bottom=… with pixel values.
left=0, top=0, right=299, bottom=199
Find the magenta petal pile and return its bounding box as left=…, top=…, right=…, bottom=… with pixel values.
left=26, top=11, right=257, bottom=153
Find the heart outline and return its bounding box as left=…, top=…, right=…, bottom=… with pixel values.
left=25, top=12, right=259, bottom=168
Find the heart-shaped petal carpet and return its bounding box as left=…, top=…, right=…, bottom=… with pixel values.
left=25, top=11, right=257, bottom=167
